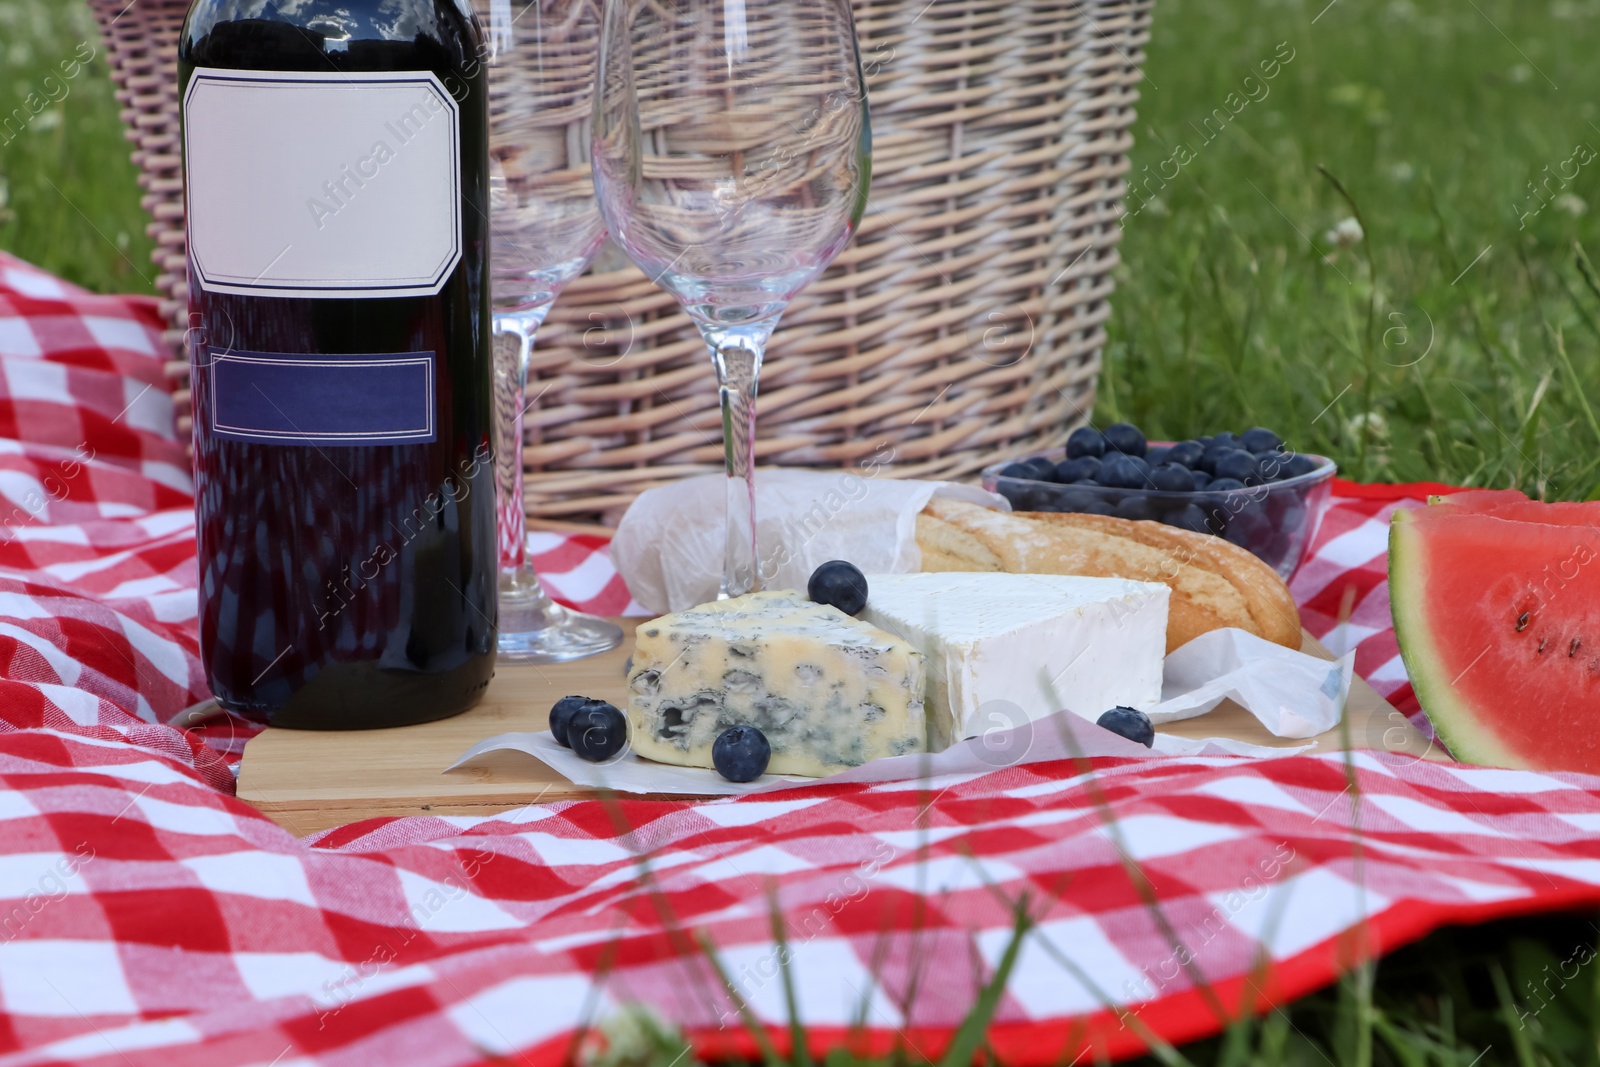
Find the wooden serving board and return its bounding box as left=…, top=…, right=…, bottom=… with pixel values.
left=237, top=622, right=1443, bottom=836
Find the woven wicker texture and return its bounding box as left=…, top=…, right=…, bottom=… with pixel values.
left=87, top=0, right=1149, bottom=521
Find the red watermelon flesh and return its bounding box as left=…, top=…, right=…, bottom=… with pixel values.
left=1391, top=507, right=1600, bottom=772
left=1429, top=489, right=1530, bottom=509
left=1417, top=493, right=1600, bottom=528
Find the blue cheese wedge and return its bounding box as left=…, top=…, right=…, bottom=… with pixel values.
left=626, top=591, right=928, bottom=777
left=860, top=572, right=1169, bottom=745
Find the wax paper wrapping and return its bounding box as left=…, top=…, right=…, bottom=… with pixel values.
left=610, top=469, right=1009, bottom=613
left=449, top=629, right=1353, bottom=797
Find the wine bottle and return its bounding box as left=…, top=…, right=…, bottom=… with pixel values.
left=179, top=0, right=497, bottom=728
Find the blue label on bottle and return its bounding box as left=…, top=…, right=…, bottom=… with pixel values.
left=208, top=349, right=436, bottom=446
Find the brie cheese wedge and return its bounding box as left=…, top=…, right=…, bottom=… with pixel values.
left=861, top=572, right=1169, bottom=745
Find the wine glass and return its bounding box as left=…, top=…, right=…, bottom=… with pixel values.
left=591, top=0, right=871, bottom=597
left=481, top=0, right=623, bottom=661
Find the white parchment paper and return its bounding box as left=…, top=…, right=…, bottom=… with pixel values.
left=448, top=629, right=1352, bottom=797
left=610, top=469, right=1008, bottom=613
left=1143, top=627, right=1353, bottom=739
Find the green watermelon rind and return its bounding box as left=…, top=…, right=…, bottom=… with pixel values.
left=1388, top=508, right=1532, bottom=769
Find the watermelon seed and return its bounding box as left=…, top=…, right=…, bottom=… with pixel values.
left=1517, top=611, right=1531, bottom=631
left=1572, top=637, right=1584, bottom=658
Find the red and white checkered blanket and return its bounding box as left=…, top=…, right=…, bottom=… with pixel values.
left=0, top=251, right=1596, bottom=1066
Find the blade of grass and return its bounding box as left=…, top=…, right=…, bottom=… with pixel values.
left=1549, top=327, right=1600, bottom=455
left=1488, top=961, right=1536, bottom=1067
left=694, top=929, right=785, bottom=1067
left=768, top=888, right=814, bottom=1067
left=934, top=896, right=1033, bottom=1067
left=1317, top=165, right=1379, bottom=482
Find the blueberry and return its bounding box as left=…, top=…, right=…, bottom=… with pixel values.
left=569, top=701, right=628, bottom=762
left=1023, top=488, right=1056, bottom=511
left=1056, top=488, right=1103, bottom=512
left=1280, top=453, right=1319, bottom=479
left=1031, top=486, right=1072, bottom=512
left=1211, top=431, right=1240, bottom=450
left=998, top=484, right=1034, bottom=509
left=1166, top=504, right=1211, bottom=533
left=1211, top=448, right=1260, bottom=485
left=549, top=695, right=591, bottom=748
left=1196, top=446, right=1229, bottom=475
left=999, top=462, right=1033, bottom=480
left=1113, top=496, right=1155, bottom=521
left=1145, top=445, right=1171, bottom=467
left=1241, top=427, right=1284, bottom=454
left=712, top=725, right=772, bottom=782
left=1099, top=453, right=1151, bottom=489
left=1149, top=463, right=1193, bottom=493
left=1054, top=456, right=1101, bottom=483
left=1189, top=471, right=1212, bottom=490
left=1102, top=422, right=1147, bottom=457
left=1066, top=426, right=1107, bottom=459
left=1097, top=706, right=1154, bottom=748
left=1024, top=457, right=1057, bottom=481
left=1207, top=477, right=1246, bottom=492
left=1166, top=440, right=1205, bottom=468
left=1225, top=510, right=1273, bottom=551
left=1196, top=435, right=1215, bottom=449
left=1073, top=479, right=1102, bottom=488
left=1077, top=499, right=1118, bottom=516
left=809, top=560, right=868, bottom=616
left=1255, top=451, right=1288, bottom=482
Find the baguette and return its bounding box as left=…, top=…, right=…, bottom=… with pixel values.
left=916, top=498, right=1300, bottom=652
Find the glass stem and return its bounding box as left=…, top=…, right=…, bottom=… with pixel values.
left=706, top=321, right=776, bottom=599
left=492, top=308, right=549, bottom=589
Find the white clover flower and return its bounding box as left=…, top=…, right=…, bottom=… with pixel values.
left=1557, top=193, right=1588, bottom=217
left=1389, top=162, right=1414, bottom=182
left=1344, top=411, right=1389, bottom=444
left=1324, top=216, right=1364, bottom=249
left=33, top=109, right=61, bottom=133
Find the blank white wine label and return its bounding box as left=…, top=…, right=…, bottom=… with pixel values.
left=184, top=68, right=462, bottom=299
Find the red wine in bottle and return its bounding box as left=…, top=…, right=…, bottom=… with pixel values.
left=179, top=0, right=497, bottom=728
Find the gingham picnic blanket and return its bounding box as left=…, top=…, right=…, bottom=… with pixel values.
left=1, top=250, right=1598, bottom=1066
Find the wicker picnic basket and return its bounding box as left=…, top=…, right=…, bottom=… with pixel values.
left=87, top=0, right=1151, bottom=522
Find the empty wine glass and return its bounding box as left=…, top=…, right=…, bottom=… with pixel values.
left=482, top=0, right=622, bottom=661
left=592, top=0, right=871, bottom=597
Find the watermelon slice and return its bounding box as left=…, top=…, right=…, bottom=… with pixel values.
left=1391, top=507, right=1600, bottom=772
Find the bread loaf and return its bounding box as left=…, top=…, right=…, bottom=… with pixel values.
left=916, top=498, right=1301, bottom=652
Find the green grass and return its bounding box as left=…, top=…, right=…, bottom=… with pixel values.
left=576, top=912, right=1600, bottom=1067
left=1103, top=0, right=1600, bottom=498
left=7, top=0, right=1600, bottom=1062
left=0, top=0, right=157, bottom=294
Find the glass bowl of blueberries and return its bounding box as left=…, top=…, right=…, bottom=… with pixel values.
left=981, top=422, right=1337, bottom=579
